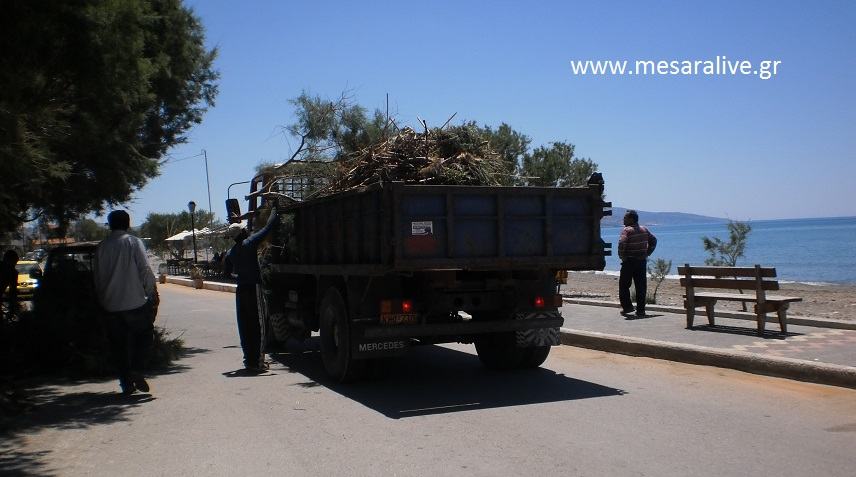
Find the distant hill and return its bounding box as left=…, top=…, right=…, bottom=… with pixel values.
left=602, top=207, right=728, bottom=227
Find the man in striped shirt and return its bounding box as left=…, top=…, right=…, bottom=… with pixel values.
left=618, top=210, right=657, bottom=317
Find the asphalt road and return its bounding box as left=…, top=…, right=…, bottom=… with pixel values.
left=3, top=284, right=856, bottom=477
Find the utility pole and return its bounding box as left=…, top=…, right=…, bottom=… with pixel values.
left=202, top=149, right=212, bottom=218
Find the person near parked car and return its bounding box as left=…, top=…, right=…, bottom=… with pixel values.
left=617, top=210, right=657, bottom=318
left=224, top=207, right=279, bottom=372
left=93, top=210, right=159, bottom=395
left=1, top=250, right=19, bottom=319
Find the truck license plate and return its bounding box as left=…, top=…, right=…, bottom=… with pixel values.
left=380, top=313, right=418, bottom=325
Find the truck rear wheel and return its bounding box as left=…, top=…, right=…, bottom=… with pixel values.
left=474, top=331, right=525, bottom=370
left=319, top=287, right=364, bottom=382
left=520, top=345, right=551, bottom=368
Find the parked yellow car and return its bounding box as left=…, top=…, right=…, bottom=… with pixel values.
left=15, top=260, right=42, bottom=299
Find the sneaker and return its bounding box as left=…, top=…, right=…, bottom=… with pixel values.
left=635, top=312, right=647, bottom=318
left=245, top=361, right=269, bottom=372
left=620, top=308, right=635, bottom=316
left=119, top=379, right=136, bottom=396
left=133, top=375, right=150, bottom=393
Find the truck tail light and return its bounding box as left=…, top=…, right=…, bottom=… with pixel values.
left=534, top=296, right=545, bottom=308
left=380, top=299, right=414, bottom=314
left=379, top=299, right=418, bottom=325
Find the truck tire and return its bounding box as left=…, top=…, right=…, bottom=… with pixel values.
left=474, top=332, right=525, bottom=370
left=520, top=345, right=551, bottom=368
left=319, top=287, right=364, bottom=382
left=269, top=311, right=290, bottom=343
left=257, top=287, right=286, bottom=350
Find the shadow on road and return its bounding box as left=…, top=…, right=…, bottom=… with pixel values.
left=0, top=346, right=210, bottom=476
left=622, top=313, right=665, bottom=320
left=151, top=346, right=211, bottom=376
left=690, top=324, right=801, bottom=339
left=270, top=339, right=625, bottom=419
left=0, top=445, right=54, bottom=477
left=221, top=368, right=277, bottom=378
left=0, top=386, right=153, bottom=476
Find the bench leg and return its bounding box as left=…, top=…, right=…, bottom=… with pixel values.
left=685, top=303, right=694, bottom=329
left=756, top=310, right=766, bottom=334
left=777, top=304, right=789, bottom=334
left=705, top=303, right=716, bottom=326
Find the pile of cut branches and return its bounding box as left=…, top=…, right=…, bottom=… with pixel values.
left=320, top=124, right=504, bottom=195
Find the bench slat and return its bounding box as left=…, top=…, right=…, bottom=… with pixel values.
left=679, top=278, right=780, bottom=291
left=688, top=292, right=802, bottom=303
left=677, top=266, right=776, bottom=278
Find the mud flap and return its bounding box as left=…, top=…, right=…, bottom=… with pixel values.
left=515, top=311, right=561, bottom=347
left=352, top=338, right=410, bottom=359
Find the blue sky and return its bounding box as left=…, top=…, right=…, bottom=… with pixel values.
left=129, top=0, right=856, bottom=223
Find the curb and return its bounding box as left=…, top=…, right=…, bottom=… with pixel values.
left=560, top=327, right=856, bottom=390
left=165, top=276, right=236, bottom=293
left=563, top=297, right=856, bottom=331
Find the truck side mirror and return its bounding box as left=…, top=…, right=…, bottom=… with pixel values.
left=226, top=199, right=242, bottom=224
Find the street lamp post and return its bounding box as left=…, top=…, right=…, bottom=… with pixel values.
left=188, top=201, right=198, bottom=264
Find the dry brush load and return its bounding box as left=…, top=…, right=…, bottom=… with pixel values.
left=260, top=124, right=506, bottom=205
left=321, top=124, right=506, bottom=195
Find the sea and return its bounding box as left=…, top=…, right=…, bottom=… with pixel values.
left=601, top=216, right=856, bottom=285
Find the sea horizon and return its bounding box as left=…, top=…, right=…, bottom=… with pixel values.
left=604, top=213, right=856, bottom=227
left=600, top=216, right=856, bottom=285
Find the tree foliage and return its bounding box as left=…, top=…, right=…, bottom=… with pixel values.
left=0, top=0, right=219, bottom=234
left=71, top=218, right=109, bottom=242
left=647, top=258, right=673, bottom=304
left=462, top=121, right=530, bottom=184
left=283, top=92, right=388, bottom=163
left=521, top=142, right=598, bottom=187
left=139, top=209, right=217, bottom=257
left=702, top=221, right=752, bottom=267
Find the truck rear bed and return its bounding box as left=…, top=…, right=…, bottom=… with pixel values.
left=273, top=180, right=611, bottom=274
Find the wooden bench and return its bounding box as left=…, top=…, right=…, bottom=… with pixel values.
left=679, top=264, right=802, bottom=334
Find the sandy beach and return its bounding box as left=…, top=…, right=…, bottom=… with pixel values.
left=562, top=271, right=856, bottom=321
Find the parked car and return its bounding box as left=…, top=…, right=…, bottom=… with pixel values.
left=35, top=242, right=98, bottom=302
left=24, top=249, right=47, bottom=262
left=32, top=243, right=102, bottom=340
left=14, top=260, right=42, bottom=299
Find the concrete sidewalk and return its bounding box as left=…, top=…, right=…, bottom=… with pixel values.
left=163, top=276, right=856, bottom=389
left=560, top=300, right=856, bottom=389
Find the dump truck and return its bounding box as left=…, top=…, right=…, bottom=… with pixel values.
left=227, top=168, right=611, bottom=381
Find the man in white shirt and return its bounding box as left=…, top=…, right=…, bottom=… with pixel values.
left=94, top=210, right=159, bottom=395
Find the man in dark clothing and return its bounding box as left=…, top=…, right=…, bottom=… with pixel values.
left=618, top=210, right=657, bottom=318
left=1, top=250, right=19, bottom=320
left=224, top=209, right=279, bottom=371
